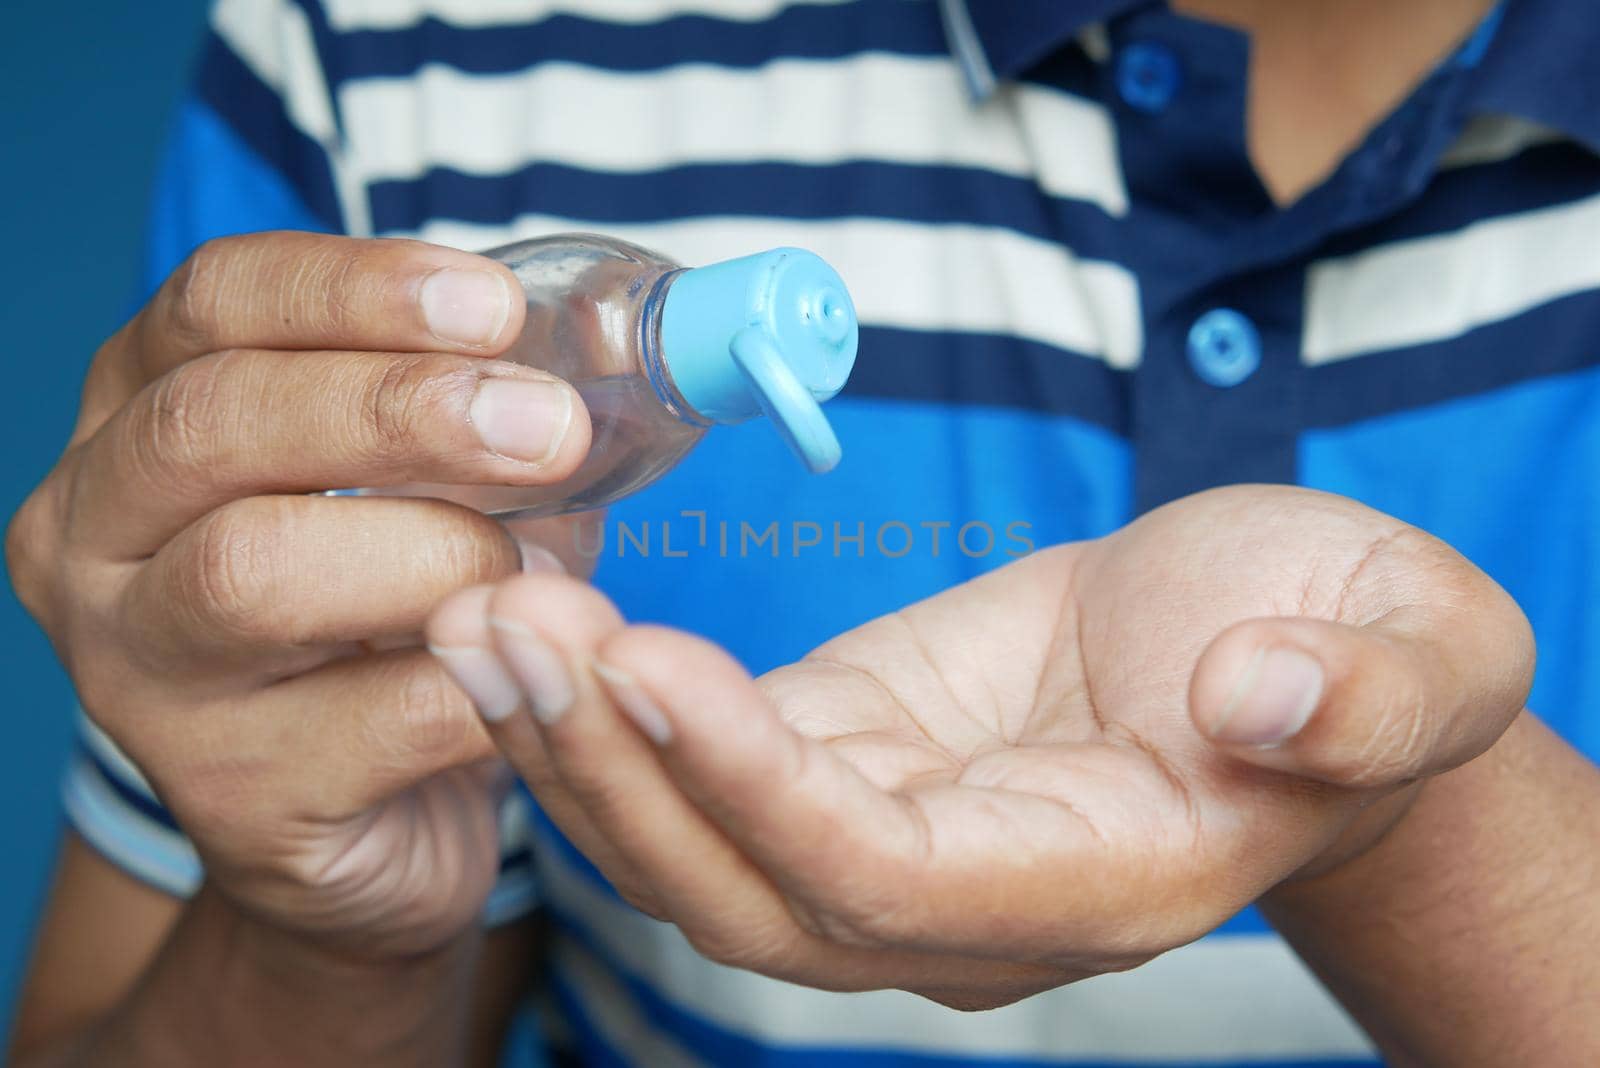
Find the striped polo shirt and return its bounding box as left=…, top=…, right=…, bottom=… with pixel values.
left=65, top=0, right=1600, bottom=1065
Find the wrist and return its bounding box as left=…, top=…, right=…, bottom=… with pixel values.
left=1261, top=710, right=1527, bottom=916
left=92, top=883, right=482, bottom=1068
left=1268, top=785, right=1423, bottom=892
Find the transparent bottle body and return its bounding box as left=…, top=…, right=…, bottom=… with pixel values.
left=375, top=235, right=707, bottom=520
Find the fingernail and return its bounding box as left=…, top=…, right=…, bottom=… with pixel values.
left=420, top=268, right=513, bottom=347
left=1213, top=647, right=1325, bottom=746
left=470, top=377, right=572, bottom=465
left=594, top=662, right=672, bottom=745
left=516, top=540, right=567, bottom=575
left=488, top=617, right=575, bottom=725
left=430, top=643, right=522, bottom=723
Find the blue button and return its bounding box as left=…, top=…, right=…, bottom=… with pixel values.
left=1116, top=41, right=1182, bottom=113
left=1187, top=309, right=1261, bottom=388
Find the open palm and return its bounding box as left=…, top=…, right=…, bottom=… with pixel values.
left=430, top=485, right=1532, bottom=1006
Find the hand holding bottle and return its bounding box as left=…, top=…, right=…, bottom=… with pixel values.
left=7, top=231, right=592, bottom=962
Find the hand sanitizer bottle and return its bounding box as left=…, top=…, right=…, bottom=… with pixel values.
left=364, top=234, right=858, bottom=520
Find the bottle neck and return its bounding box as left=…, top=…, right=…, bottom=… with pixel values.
left=641, top=269, right=711, bottom=428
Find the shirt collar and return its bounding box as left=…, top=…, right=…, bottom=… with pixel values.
left=1465, top=0, right=1600, bottom=154
left=937, top=0, right=1145, bottom=98
left=940, top=0, right=1600, bottom=155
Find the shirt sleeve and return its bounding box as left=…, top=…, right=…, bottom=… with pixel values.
left=60, top=0, right=539, bottom=926
left=63, top=714, right=540, bottom=926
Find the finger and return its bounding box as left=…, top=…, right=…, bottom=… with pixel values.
left=1190, top=590, right=1535, bottom=788
left=68, top=348, right=590, bottom=559
left=425, top=581, right=664, bottom=916
left=500, top=511, right=602, bottom=579
left=434, top=577, right=1087, bottom=990
left=122, top=496, right=527, bottom=680
left=166, top=648, right=500, bottom=831
left=82, top=233, right=525, bottom=433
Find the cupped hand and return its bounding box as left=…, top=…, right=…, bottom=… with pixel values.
left=7, top=232, right=592, bottom=960
left=429, top=485, right=1533, bottom=1006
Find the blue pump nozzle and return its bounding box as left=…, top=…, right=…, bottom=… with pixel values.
left=658, top=248, right=858, bottom=473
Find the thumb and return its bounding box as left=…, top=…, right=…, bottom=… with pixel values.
left=1189, top=603, right=1534, bottom=789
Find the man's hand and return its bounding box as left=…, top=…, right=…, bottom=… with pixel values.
left=6, top=231, right=590, bottom=967
left=428, top=485, right=1534, bottom=1009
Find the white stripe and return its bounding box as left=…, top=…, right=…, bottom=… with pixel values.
left=402, top=215, right=1143, bottom=368
left=63, top=757, right=202, bottom=898
left=325, top=0, right=856, bottom=32
left=487, top=791, right=542, bottom=925
left=1304, top=191, right=1600, bottom=364
left=339, top=55, right=1127, bottom=217
left=212, top=0, right=338, bottom=144
left=1439, top=114, right=1565, bottom=170
left=78, top=712, right=159, bottom=799
left=537, top=829, right=1375, bottom=1061
left=212, top=0, right=374, bottom=233
left=553, top=935, right=708, bottom=1067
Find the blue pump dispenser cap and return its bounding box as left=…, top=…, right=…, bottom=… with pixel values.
left=659, top=248, right=857, bottom=473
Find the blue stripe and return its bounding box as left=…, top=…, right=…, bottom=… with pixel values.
left=550, top=919, right=1375, bottom=1068
left=1302, top=364, right=1600, bottom=765
left=369, top=160, right=1120, bottom=256
left=312, top=2, right=948, bottom=84
left=142, top=98, right=335, bottom=297
left=194, top=31, right=344, bottom=231
left=547, top=969, right=642, bottom=1068
left=846, top=327, right=1127, bottom=430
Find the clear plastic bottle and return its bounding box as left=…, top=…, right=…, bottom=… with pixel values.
left=360, top=234, right=858, bottom=520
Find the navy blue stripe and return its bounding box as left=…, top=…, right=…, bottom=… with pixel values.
left=1319, top=140, right=1600, bottom=258
left=1303, top=286, right=1600, bottom=428
left=846, top=327, right=1130, bottom=433
left=80, top=743, right=181, bottom=833
left=195, top=31, right=344, bottom=230
left=368, top=160, right=1120, bottom=257
left=547, top=970, right=640, bottom=1068
left=309, top=2, right=948, bottom=84
left=286, top=0, right=352, bottom=142
left=500, top=846, right=535, bottom=875
left=550, top=919, right=1377, bottom=1068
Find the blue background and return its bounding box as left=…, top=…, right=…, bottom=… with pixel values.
left=0, top=0, right=213, bottom=1028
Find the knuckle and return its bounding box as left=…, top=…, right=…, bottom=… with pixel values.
left=184, top=501, right=285, bottom=640
left=681, top=919, right=797, bottom=973
left=806, top=886, right=911, bottom=949
left=430, top=507, right=519, bottom=583
left=4, top=487, right=59, bottom=619
left=1332, top=678, right=1430, bottom=789
left=139, top=354, right=244, bottom=480
left=166, top=237, right=238, bottom=345
left=309, top=247, right=365, bottom=337
left=357, top=356, right=454, bottom=458
left=385, top=661, right=483, bottom=768
left=613, top=883, right=670, bottom=923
